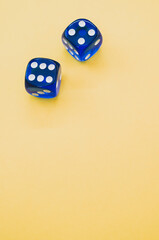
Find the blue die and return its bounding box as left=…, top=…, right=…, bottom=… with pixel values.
left=25, top=58, right=61, bottom=98
left=62, top=18, right=103, bottom=61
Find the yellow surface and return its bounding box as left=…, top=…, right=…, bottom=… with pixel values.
left=0, top=0, right=159, bottom=239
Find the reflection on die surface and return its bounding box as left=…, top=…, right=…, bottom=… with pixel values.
left=62, top=18, right=103, bottom=61
left=25, top=58, right=61, bottom=98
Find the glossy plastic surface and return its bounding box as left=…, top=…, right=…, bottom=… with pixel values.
left=62, top=18, right=103, bottom=61
left=25, top=58, right=61, bottom=98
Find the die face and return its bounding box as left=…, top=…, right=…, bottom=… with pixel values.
left=25, top=58, right=61, bottom=98
left=62, top=18, right=103, bottom=61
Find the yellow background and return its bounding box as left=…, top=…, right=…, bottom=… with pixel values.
left=0, top=0, right=159, bottom=239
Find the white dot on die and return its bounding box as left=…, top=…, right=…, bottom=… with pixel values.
left=31, top=62, right=38, bottom=68
left=63, top=38, right=67, bottom=44
left=68, top=29, right=76, bottom=36
left=69, top=44, right=73, bottom=49
left=75, top=56, right=79, bottom=61
left=28, top=74, right=35, bottom=81
left=79, top=20, right=86, bottom=27
left=43, top=90, right=51, bottom=93
left=88, top=29, right=95, bottom=36
left=65, top=45, right=68, bottom=50
left=95, top=39, right=101, bottom=45
left=85, top=54, right=91, bottom=60
left=37, top=91, right=44, bottom=94
left=32, top=93, right=39, bottom=96
left=70, top=50, right=73, bottom=55
left=74, top=50, right=79, bottom=55
left=46, top=76, right=53, bottom=83
left=48, top=64, right=55, bottom=70
left=40, top=63, right=47, bottom=69
left=37, top=75, right=44, bottom=82
left=78, top=38, right=85, bottom=45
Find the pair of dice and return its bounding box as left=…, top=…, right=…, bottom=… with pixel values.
left=25, top=18, right=103, bottom=98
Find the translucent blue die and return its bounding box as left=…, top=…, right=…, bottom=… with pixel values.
left=25, top=58, right=61, bottom=98
left=62, top=18, right=103, bottom=61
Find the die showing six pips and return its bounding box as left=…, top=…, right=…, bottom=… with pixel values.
left=25, top=58, right=61, bottom=98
